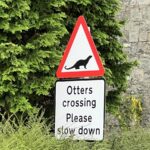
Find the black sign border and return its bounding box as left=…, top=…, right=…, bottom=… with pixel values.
left=55, top=77, right=106, bottom=141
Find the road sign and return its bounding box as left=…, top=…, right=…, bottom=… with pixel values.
left=55, top=78, right=105, bottom=141
left=56, top=16, right=105, bottom=78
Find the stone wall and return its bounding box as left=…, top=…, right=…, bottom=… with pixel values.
left=121, top=0, right=150, bottom=124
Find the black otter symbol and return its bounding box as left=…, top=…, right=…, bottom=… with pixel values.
left=65, top=55, right=92, bottom=70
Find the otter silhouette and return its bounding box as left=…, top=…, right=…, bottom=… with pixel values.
left=65, top=55, right=92, bottom=70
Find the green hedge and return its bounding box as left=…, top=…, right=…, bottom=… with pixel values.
left=0, top=0, right=136, bottom=114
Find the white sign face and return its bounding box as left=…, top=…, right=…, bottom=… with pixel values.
left=55, top=79, right=105, bottom=141
left=62, top=25, right=99, bottom=72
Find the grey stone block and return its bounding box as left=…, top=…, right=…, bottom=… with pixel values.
left=139, top=31, right=148, bottom=42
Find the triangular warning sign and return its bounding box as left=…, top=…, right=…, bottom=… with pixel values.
left=56, top=16, right=105, bottom=78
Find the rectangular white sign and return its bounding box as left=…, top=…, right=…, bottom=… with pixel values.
left=55, top=78, right=105, bottom=141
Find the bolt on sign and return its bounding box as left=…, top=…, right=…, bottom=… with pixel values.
left=55, top=16, right=105, bottom=141
left=55, top=78, right=105, bottom=140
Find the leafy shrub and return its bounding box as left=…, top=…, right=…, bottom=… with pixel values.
left=0, top=0, right=136, bottom=114
left=0, top=113, right=90, bottom=150
left=0, top=0, right=67, bottom=113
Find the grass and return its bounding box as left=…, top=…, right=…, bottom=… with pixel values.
left=0, top=113, right=150, bottom=150
left=111, top=127, right=150, bottom=150
left=0, top=113, right=91, bottom=150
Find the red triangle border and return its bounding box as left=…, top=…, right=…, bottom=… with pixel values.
left=56, top=16, right=105, bottom=78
